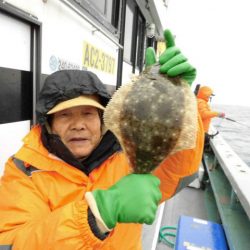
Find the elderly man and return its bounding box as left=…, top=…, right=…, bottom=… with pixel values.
left=0, top=30, right=203, bottom=249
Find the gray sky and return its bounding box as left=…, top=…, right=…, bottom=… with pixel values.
left=166, top=0, right=250, bottom=107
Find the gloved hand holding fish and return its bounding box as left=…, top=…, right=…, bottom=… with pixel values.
left=104, top=29, right=198, bottom=173
left=146, top=29, right=196, bottom=86
left=86, top=29, right=199, bottom=234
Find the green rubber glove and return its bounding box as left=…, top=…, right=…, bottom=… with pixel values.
left=92, top=174, right=162, bottom=229
left=145, top=29, right=196, bottom=86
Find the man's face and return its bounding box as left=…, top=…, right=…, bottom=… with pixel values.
left=51, top=105, right=102, bottom=159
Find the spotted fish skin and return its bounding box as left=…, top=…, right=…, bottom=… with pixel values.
left=104, top=64, right=197, bottom=173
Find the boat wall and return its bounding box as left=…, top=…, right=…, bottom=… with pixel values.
left=0, top=0, right=168, bottom=176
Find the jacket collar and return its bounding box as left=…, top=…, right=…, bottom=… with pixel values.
left=19, top=125, right=121, bottom=176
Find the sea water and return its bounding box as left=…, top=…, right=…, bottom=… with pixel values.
left=211, top=104, right=250, bottom=167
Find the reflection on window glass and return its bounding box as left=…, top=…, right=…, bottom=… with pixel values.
left=92, top=0, right=106, bottom=15
left=106, top=0, right=113, bottom=23
left=111, top=0, right=120, bottom=28
left=136, top=15, right=145, bottom=70
left=92, top=0, right=114, bottom=24
left=124, top=1, right=134, bottom=62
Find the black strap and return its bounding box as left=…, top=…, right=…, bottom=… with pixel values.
left=0, top=245, right=12, bottom=250
left=41, top=126, right=121, bottom=176
left=12, top=158, right=39, bottom=177
left=175, top=172, right=198, bottom=194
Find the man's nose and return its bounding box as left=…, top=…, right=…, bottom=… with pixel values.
left=70, top=116, right=87, bottom=130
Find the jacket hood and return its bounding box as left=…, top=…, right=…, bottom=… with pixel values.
left=36, top=70, right=111, bottom=124
left=197, top=86, right=214, bottom=101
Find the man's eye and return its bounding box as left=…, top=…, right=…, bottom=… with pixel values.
left=84, top=111, right=94, bottom=116
left=60, top=112, right=69, bottom=117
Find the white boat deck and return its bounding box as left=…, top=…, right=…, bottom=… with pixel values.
left=142, top=187, right=207, bottom=250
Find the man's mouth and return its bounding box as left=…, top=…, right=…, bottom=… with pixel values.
left=68, top=137, right=88, bottom=143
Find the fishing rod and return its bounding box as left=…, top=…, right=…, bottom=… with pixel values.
left=224, top=117, right=250, bottom=128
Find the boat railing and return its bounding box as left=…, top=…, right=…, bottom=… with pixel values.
left=209, top=131, right=250, bottom=219
left=204, top=127, right=250, bottom=250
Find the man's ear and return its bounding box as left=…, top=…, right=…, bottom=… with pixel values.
left=98, top=110, right=107, bottom=135
left=45, top=120, right=53, bottom=134
left=101, top=125, right=108, bottom=136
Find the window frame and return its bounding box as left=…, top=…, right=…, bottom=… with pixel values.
left=0, top=1, right=42, bottom=124
left=71, top=0, right=120, bottom=36
left=123, top=0, right=146, bottom=72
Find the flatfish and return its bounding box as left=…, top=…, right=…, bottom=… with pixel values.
left=104, top=64, right=197, bottom=173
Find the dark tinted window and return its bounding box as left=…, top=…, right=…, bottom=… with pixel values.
left=123, top=0, right=145, bottom=71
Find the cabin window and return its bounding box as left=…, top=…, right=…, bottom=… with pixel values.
left=136, top=14, right=145, bottom=71
left=111, top=0, right=120, bottom=29
left=92, top=0, right=113, bottom=24
left=123, top=0, right=135, bottom=62
left=75, top=0, right=120, bottom=32
left=92, top=0, right=106, bottom=14
left=124, top=0, right=145, bottom=72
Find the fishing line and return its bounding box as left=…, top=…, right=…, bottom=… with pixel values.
left=211, top=116, right=223, bottom=135
left=216, top=117, right=224, bottom=131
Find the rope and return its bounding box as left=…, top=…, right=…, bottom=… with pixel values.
left=159, top=225, right=177, bottom=248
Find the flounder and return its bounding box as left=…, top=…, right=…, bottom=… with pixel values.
left=104, top=64, right=198, bottom=173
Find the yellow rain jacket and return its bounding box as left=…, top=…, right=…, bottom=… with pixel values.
left=197, top=86, right=219, bottom=132
left=0, top=118, right=203, bottom=250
